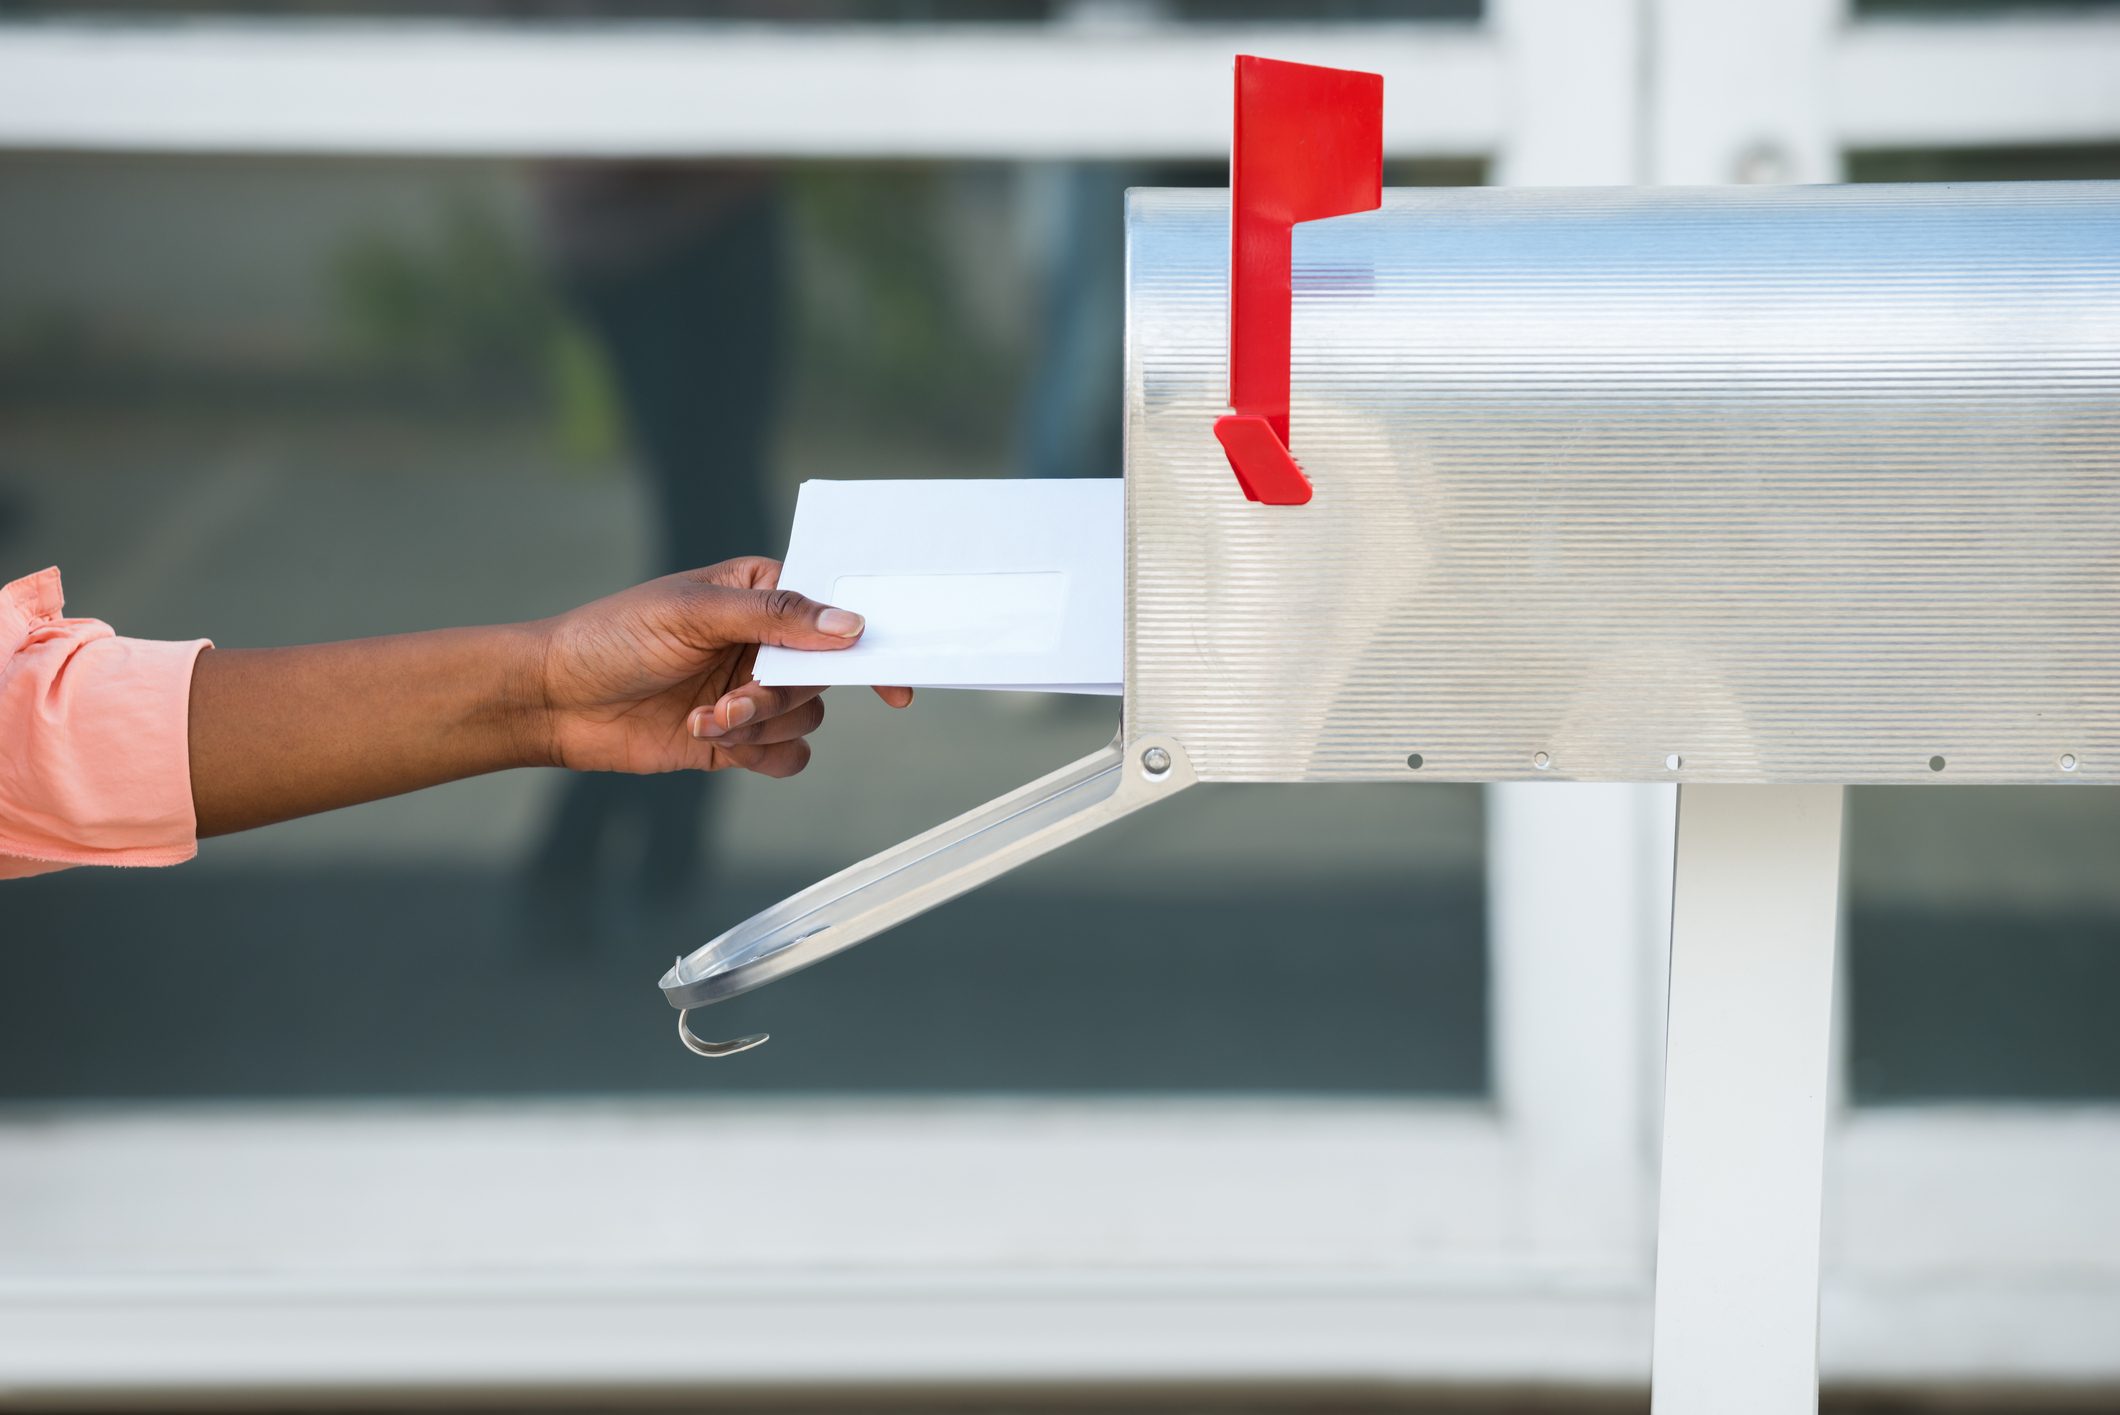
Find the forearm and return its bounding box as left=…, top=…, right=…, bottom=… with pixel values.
left=187, top=624, right=553, bottom=837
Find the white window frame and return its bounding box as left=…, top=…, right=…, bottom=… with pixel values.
left=1647, top=0, right=2120, bottom=1386
left=7, top=0, right=2119, bottom=1396
left=0, top=3, right=1658, bottom=1379
left=0, top=785, right=1667, bottom=1396
left=0, top=13, right=1501, bottom=160
left=1649, top=0, right=2120, bottom=187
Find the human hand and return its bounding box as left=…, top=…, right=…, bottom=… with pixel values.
left=535, top=557, right=912, bottom=779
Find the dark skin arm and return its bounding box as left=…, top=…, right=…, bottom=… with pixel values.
left=187, top=557, right=911, bottom=837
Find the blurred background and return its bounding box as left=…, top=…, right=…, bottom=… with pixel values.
left=0, top=0, right=2117, bottom=1408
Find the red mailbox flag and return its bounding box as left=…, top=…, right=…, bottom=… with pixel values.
left=1213, top=55, right=1383, bottom=505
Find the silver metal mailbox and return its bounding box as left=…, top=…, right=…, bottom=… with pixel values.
left=1130, top=182, right=2119, bottom=786
left=662, top=179, right=2120, bottom=1051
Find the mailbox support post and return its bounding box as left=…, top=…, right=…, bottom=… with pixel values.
left=1651, top=785, right=1843, bottom=1413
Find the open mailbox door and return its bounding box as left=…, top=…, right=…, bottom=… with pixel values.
left=659, top=732, right=1198, bottom=1055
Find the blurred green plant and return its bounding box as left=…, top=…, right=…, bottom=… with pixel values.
left=785, top=164, right=1021, bottom=445
left=331, top=194, right=621, bottom=464
left=546, top=320, right=626, bottom=466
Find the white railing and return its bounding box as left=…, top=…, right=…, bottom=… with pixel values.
left=0, top=18, right=1500, bottom=158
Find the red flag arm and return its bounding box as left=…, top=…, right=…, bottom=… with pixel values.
left=1212, top=55, right=1383, bottom=506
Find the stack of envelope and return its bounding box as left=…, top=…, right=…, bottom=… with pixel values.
left=753, top=478, right=1122, bottom=696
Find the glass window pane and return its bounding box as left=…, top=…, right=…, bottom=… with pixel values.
left=1857, top=0, right=2120, bottom=14
left=1846, top=788, right=2120, bottom=1104
left=1848, top=145, right=2120, bottom=185
left=0, top=155, right=1490, bottom=1101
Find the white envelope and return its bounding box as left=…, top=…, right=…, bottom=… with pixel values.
left=753, top=478, right=1123, bottom=695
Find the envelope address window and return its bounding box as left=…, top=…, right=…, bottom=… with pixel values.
left=831, top=571, right=1070, bottom=659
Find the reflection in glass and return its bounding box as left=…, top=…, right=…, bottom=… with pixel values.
left=1857, top=0, right=2119, bottom=13
left=523, top=164, right=784, bottom=939
left=1849, top=145, right=2120, bottom=185
left=0, top=155, right=1491, bottom=1100
left=1847, top=788, right=2120, bottom=1103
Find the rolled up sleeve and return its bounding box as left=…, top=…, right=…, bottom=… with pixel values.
left=1, top=568, right=212, bottom=879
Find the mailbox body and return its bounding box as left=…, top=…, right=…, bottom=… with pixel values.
left=1123, top=183, right=2120, bottom=785
left=662, top=181, right=2120, bottom=1023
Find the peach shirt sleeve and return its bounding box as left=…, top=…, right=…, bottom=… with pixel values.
left=0, top=568, right=212, bottom=880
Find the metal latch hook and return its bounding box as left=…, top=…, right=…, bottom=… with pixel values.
left=677, top=1010, right=769, bottom=1058
left=671, top=956, right=769, bottom=1056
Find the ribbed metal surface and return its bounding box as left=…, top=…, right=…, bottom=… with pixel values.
left=1124, top=184, right=2120, bottom=784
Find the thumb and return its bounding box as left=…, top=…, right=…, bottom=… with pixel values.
left=716, top=586, right=867, bottom=650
